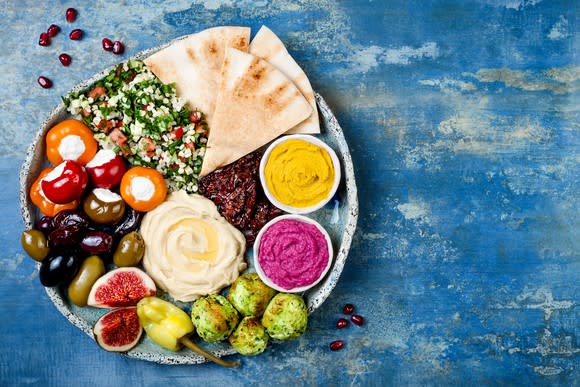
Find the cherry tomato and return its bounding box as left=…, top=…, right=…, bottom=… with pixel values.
left=120, top=167, right=167, bottom=212
left=30, top=168, right=79, bottom=217
left=41, top=160, right=88, bottom=204
left=46, top=119, right=98, bottom=165
left=85, top=149, right=127, bottom=189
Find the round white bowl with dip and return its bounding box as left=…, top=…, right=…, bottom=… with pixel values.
left=259, top=134, right=341, bottom=215
left=253, top=214, right=334, bottom=293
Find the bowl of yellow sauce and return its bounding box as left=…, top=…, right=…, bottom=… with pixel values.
left=259, top=134, right=341, bottom=214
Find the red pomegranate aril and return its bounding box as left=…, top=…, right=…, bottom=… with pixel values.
left=47, top=24, right=61, bottom=37
left=342, top=303, right=354, bottom=315
left=69, top=29, right=83, bottom=40
left=351, top=314, right=364, bottom=326
left=336, top=318, right=348, bottom=329
left=102, top=37, right=113, bottom=51
left=112, top=41, right=124, bottom=55
left=330, top=340, right=345, bottom=351
left=39, top=32, right=50, bottom=46
left=66, top=8, right=77, bottom=23
left=189, top=111, right=201, bottom=123
left=37, top=76, right=53, bottom=89
left=59, top=53, right=72, bottom=67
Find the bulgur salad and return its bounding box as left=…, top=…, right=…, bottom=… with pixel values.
left=63, top=59, right=208, bottom=193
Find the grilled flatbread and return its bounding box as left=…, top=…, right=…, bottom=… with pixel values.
left=250, top=25, right=320, bottom=134
left=144, top=26, right=250, bottom=127
left=200, top=48, right=313, bottom=176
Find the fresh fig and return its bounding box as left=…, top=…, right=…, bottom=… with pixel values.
left=87, top=267, right=156, bottom=308
left=93, top=307, right=142, bottom=352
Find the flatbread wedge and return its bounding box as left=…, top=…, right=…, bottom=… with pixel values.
left=200, top=47, right=313, bottom=176
left=250, top=25, right=320, bottom=134
left=144, top=26, right=251, bottom=127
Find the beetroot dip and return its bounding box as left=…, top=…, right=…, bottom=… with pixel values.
left=258, top=218, right=330, bottom=290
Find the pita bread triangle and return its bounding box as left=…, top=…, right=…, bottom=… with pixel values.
left=250, top=25, right=320, bottom=134
left=144, top=26, right=250, bottom=128
left=199, top=47, right=313, bottom=176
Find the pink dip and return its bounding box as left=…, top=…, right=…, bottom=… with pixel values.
left=258, top=218, right=330, bottom=290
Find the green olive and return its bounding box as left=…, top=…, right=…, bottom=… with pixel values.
left=67, top=255, right=106, bottom=307
left=21, top=229, right=50, bottom=262
left=83, top=189, right=126, bottom=225
left=113, top=231, right=145, bottom=267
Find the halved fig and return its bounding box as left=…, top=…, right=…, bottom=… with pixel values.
left=94, top=306, right=142, bottom=352
left=87, top=267, right=156, bottom=308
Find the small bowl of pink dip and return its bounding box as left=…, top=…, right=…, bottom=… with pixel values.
left=253, top=214, right=333, bottom=293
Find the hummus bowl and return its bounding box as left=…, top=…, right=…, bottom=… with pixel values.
left=19, top=36, right=358, bottom=365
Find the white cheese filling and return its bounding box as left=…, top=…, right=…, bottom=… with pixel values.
left=93, top=188, right=122, bottom=203
left=130, top=177, right=155, bottom=202
left=86, top=149, right=116, bottom=168
left=58, top=135, right=86, bottom=162
left=43, top=162, right=67, bottom=182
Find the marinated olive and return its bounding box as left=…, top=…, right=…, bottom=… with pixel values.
left=80, top=230, right=113, bottom=254
left=113, top=207, right=143, bottom=238
left=21, top=229, right=50, bottom=261
left=67, top=255, right=106, bottom=306
left=39, top=253, right=81, bottom=287
left=113, top=231, right=145, bottom=267
left=53, top=210, right=90, bottom=230
left=48, top=225, right=83, bottom=249
left=35, top=216, right=54, bottom=236
left=83, top=188, right=126, bottom=225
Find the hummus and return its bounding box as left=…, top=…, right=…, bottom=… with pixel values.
left=264, top=139, right=335, bottom=208
left=257, top=218, right=330, bottom=290
left=140, top=190, right=246, bottom=302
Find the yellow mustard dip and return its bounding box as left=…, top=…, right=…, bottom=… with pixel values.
left=264, top=139, right=335, bottom=208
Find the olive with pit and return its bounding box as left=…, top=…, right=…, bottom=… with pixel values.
left=68, top=255, right=106, bottom=306
left=80, top=230, right=114, bottom=254
left=53, top=210, right=90, bottom=230
left=39, top=253, right=81, bottom=287
left=113, top=231, right=145, bottom=267
left=113, top=207, right=143, bottom=238
left=83, top=188, right=126, bottom=225
left=21, top=229, right=50, bottom=262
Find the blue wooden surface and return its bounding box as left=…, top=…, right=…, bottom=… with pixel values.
left=1, top=0, right=578, bottom=385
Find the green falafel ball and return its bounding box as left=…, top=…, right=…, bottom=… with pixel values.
left=261, top=293, right=308, bottom=340
left=228, top=316, right=270, bottom=356
left=190, top=294, right=239, bottom=342
left=227, top=273, right=277, bottom=317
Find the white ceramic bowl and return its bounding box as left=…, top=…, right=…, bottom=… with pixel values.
left=253, top=214, right=334, bottom=293
left=259, top=134, right=341, bottom=214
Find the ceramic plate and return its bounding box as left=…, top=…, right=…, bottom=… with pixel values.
left=19, top=36, right=358, bottom=365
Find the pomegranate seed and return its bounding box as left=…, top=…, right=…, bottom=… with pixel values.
left=102, top=37, right=113, bottom=51
left=112, top=41, right=124, bottom=55
left=69, top=29, right=83, bottom=40
left=189, top=111, right=201, bottom=123
left=336, top=318, right=348, bottom=329
left=39, top=32, right=50, bottom=46
left=59, top=53, right=72, bottom=66
left=66, top=8, right=77, bottom=23
left=342, top=303, right=354, bottom=315
left=351, top=314, right=364, bottom=326
left=329, top=340, right=345, bottom=351
left=47, top=24, right=60, bottom=37
left=37, top=76, right=53, bottom=89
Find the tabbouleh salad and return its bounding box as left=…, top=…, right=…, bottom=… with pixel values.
left=63, top=59, right=208, bottom=193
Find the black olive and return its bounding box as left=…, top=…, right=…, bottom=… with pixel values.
left=80, top=230, right=113, bottom=254
left=47, top=225, right=83, bottom=249
left=112, top=207, right=143, bottom=238
left=35, top=216, right=54, bottom=236
left=53, top=210, right=90, bottom=230
left=39, top=253, right=81, bottom=287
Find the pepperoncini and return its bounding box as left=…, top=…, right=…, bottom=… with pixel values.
left=136, top=296, right=240, bottom=368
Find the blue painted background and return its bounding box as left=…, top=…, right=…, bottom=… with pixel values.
left=0, top=0, right=578, bottom=385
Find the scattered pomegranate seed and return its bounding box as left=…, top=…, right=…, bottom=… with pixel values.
left=351, top=314, right=364, bottom=326
left=66, top=8, right=77, bottom=23
left=37, top=76, right=53, bottom=89
left=342, top=303, right=354, bottom=315
left=329, top=340, right=345, bottom=351
left=112, top=41, right=124, bottom=55
left=102, top=37, right=113, bottom=51
left=59, top=53, right=72, bottom=66
left=47, top=24, right=61, bottom=37
left=39, top=32, right=50, bottom=46
left=336, top=318, right=348, bottom=329
left=69, top=29, right=83, bottom=40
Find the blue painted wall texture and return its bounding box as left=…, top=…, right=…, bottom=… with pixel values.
left=0, top=0, right=578, bottom=385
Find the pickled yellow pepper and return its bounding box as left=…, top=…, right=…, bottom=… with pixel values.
left=136, top=296, right=240, bottom=368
